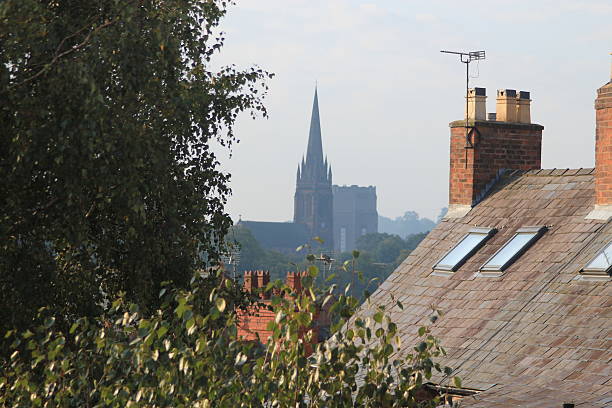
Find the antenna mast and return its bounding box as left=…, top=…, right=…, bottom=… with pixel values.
left=440, top=50, right=486, bottom=148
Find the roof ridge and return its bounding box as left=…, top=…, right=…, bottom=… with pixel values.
left=525, top=167, right=594, bottom=176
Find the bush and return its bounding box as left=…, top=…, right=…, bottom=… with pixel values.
left=0, top=258, right=459, bottom=407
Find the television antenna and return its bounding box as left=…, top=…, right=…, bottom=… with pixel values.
left=440, top=50, right=486, bottom=149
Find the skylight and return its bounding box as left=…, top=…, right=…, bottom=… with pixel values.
left=433, top=227, right=497, bottom=274
left=479, top=226, right=547, bottom=276
left=581, top=242, right=612, bottom=278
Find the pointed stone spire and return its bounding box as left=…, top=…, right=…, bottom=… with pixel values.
left=328, top=165, right=333, bottom=184
left=296, top=164, right=301, bottom=182
left=305, top=87, right=324, bottom=169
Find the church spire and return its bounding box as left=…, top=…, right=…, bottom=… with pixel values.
left=305, top=87, right=324, bottom=168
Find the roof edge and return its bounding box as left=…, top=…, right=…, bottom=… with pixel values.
left=449, top=120, right=544, bottom=131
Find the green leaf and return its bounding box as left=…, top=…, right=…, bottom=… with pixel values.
left=373, top=312, right=383, bottom=324
left=275, top=311, right=285, bottom=324
left=215, top=298, right=226, bottom=312
left=157, top=326, right=168, bottom=338
left=308, top=265, right=319, bottom=278
left=453, top=376, right=462, bottom=388
left=43, top=317, right=55, bottom=329
left=235, top=352, right=247, bottom=366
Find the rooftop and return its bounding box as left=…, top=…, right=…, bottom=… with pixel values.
left=365, top=168, right=611, bottom=407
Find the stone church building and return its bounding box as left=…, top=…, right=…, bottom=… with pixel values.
left=240, top=89, right=378, bottom=254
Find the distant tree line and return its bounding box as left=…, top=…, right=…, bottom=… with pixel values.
left=226, top=226, right=427, bottom=298
left=378, top=208, right=447, bottom=238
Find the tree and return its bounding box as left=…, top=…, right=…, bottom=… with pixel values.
left=378, top=211, right=436, bottom=238
left=326, top=232, right=427, bottom=298
left=0, top=0, right=271, bottom=334
left=0, top=260, right=461, bottom=407
left=225, top=226, right=307, bottom=281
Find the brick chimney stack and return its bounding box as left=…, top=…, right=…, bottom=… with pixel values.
left=244, top=270, right=254, bottom=293
left=590, top=57, right=612, bottom=216
left=448, top=87, right=544, bottom=218
left=243, top=270, right=271, bottom=298
left=286, top=271, right=306, bottom=293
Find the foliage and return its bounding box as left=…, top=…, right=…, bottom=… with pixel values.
left=225, top=229, right=427, bottom=301
left=225, top=226, right=306, bottom=281
left=0, top=257, right=460, bottom=407
left=331, top=233, right=427, bottom=298
left=354, top=233, right=420, bottom=264
left=0, top=0, right=272, bottom=334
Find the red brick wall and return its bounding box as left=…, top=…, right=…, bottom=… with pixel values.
left=595, top=82, right=612, bottom=205
left=237, top=271, right=320, bottom=352
left=449, top=121, right=543, bottom=206
left=236, top=303, right=275, bottom=342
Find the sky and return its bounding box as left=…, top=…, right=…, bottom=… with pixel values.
left=211, top=0, right=612, bottom=222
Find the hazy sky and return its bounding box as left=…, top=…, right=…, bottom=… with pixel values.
left=212, top=0, right=612, bottom=222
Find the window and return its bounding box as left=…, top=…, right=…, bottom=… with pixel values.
left=479, top=226, right=547, bottom=276
left=361, top=227, right=367, bottom=236
left=580, top=242, right=612, bottom=279
left=340, top=227, right=347, bottom=253
left=432, top=227, right=497, bottom=275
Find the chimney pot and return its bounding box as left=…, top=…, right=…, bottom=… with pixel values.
left=516, top=91, right=532, bottom=124
left=496, top=89, right=518, bottom=122
left=466, top=87, right=487, bottom=121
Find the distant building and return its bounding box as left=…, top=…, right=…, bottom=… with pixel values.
left=237, top=221, right=310, bottom=254
left=333, top=185, right=378, bottom=253
left=294, top=88, right=334, bottom=250
left=240, top=88, right=377, bottom=255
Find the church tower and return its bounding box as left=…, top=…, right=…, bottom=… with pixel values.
left=294, top=88, right=334, bottom=250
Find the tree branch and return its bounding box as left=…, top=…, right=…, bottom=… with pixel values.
left=8, top=18, right=116, bottom=91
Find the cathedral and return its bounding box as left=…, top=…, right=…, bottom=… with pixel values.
left=240, top=88, right=377, bottom=254
left=294, top=88, right=334, bottom=249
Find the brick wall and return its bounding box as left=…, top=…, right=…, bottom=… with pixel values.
left=449, top=120, right=543, bottom=206
left=595, top=81, right=612, bottom=205
left=237, top=271, right=321, bottom=351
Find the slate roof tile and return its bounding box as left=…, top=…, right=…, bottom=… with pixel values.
left=360, top=169, right=611, bottom=407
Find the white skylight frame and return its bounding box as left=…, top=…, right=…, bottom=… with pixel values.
left=432, top=227, right=497, bottom=275
left=579, top=242, right=612, bottom=280
left=478, top=226, right=547, bottom=277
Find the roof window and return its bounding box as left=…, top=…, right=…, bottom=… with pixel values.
left=580, top=242, right=612, bottom=280
left=479, top=226, right=547, bottom=277
left=432, top=227, right=496, bottom=276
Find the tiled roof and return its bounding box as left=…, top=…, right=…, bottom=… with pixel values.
left=365, top=169, right=612, bottom=407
